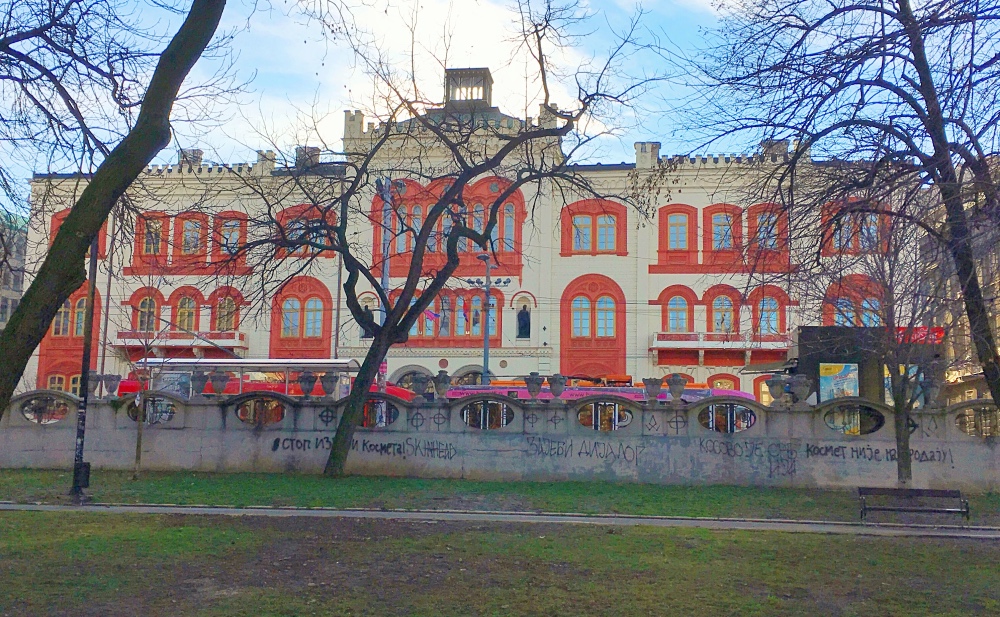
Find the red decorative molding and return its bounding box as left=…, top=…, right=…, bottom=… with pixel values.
left=559, top=198, right=628, bottom=256
left=560, top=274, right=626, bottom=377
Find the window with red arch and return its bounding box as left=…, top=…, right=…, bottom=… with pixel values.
left=708, top=373, right=741, bottom=391
left=702, top=204, right=743, bottom=269
left=560, top=199, right=628, bottom=256
left=371, top=176, right=526, bottom=279
left=276, top=203, right=337, bottom=259
left=269, top=277, right=332, bottom=358
left=754, top=375, right=775, bottom=405
left=166, top=287, right=205, bottom=332
left=394, top=289, right=504, bottom=348
left=821, top=198, right=888, bottom=257
left=746, top=285, right=791, bottom=338
left=50, top=210, right=108, bottom=258
left=703, top=285, right=742, bottom=338
left=560, top=274, right=627, bottom=377
left=172, top=212, right=209, bottom=267
left=650, top=285, right=699, bottom=337
left=746, top=203, right=790, bottom=272
left=125, top=287, right=166, bottom=333
left=208, top=287, right=245, bottom=332
left=822, top=275, right=884, bottom=326
left=128, top=212, right=170, bottom=274
left=650, top=204, right=699, bottom=273
left=211, top=211, right=251, bottom=272
left=37, top=283, right=101, bottom=391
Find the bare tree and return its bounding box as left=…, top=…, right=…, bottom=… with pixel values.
left=683, top=0, right=1000, bottom=410
left=0, top=0, right=228, bottom=416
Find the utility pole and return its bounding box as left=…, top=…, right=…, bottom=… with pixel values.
left=70, top=237, right=99, bottom=502
left=376, top=178, right=394, bottom=392
left=478, top=253, right=492, bottom=386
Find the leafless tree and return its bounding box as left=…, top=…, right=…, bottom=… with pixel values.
left=0, top=0, right=229, bottom=417
left=681, top=0, right=1000, bottom=417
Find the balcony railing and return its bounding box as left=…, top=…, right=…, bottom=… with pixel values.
left=115, top=329, right=248, bottom=349
left=650, top=331, right=789, bottom=350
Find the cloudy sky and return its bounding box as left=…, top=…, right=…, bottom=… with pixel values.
left=169, top=0, right=724, bottom=168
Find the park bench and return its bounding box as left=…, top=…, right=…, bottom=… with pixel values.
left=858, top=487, right=970, bottom=521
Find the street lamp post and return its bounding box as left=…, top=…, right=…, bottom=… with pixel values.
left=70, top=236, right=100, bottom=502
left=467, top=254, right=511, bottom=386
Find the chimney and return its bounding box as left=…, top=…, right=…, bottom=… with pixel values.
left=178, top=148, right=203, bottom=166
left=634, top=142, right=661, bottom=169
left=295, top=146, right=321, bottom=169
left=760, top=139, right=789, bottom=159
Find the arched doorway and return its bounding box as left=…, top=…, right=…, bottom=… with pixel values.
left=560, top=274, right=626, bottom=377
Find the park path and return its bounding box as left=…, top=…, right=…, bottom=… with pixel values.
left=2, top=502, right=998, bottom=539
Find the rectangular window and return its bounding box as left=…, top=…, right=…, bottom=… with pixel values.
left=13, top=270, right=22, bottom=292
left=712, top=214, right=733, bottom=250
left=668, top=215, right=687, bottom=250
left=182, top=220, right=202, bottom=254
left=860, top=214, right=879, bottom=250
left=0, top=298, right=8, bottom=322
left=597, top=216, right=616, bottom=251
left=70, top=375, right=81, bottom=396
left=572, top=216, right=592, bottom=251
left=143, top=220, right=162, bottom=255
left=833, top=219, right=853, bottom=250
left=757, top=214, right=777, bottom=249
left=220, top=220, right=241, bottom=255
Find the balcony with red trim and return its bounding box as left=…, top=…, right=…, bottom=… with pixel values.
left=650, top=331, right=791, bottom=350
left=114, top=329, right=249, bottom=351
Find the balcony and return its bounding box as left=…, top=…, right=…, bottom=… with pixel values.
left=650, top=331, right=790, bottom=350
left=115, top=329, right=248, bottom=350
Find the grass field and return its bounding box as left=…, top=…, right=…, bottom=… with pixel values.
left=1, top=510, right=997, bottom=616
left=2, top=469, right=999, bottom=524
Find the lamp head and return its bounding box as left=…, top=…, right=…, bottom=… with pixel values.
left=477, top=253, right=490, bottom=263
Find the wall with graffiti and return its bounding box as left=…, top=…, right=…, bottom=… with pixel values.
left=2, top=389, right=998, bottom=490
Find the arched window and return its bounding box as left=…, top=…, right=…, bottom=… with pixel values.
left=47, top=375, right=65, bottom=391
left=471, top=296, right=482, bottom=336
left=137, top=297, right=157, bottom=332
left=503, top=204, right=515, bottom=251
left=667, top=297, right=688, bottom=332
left=713, top=296, right=734, bottom=333
left=597, top=216, right=616, bottom=251
left=834, top=299, right=855, bottom=326
left=756, top=213, right=778, bottom=249
left=487, top=296, right=497, bottom=336
left=573, top=215, right=592, bottom=251
left=281, top=298, right=301, bottom=337
left=456, top=297, right=467, bottom=334
left=668, top=215, right=687, bottom=250
left=439, top=297, right=452, bottom=336
left=712, top=213, right=733, bottom=249
left=182, top=219, right=202, bottom=254
left=143, top=219, right=163, bottom=255
left=73, top=299, right=86, bottom=337
left=412, top=206, right=422, bottom=237
left=759, top=297, right=779, bottom=334
left=473, top=204, right=484, bottom=233
left=395, top=209, right=408, bottom=253
left=596, top=296, right=615, bottom=337
left=216, top=297, right=237, bottom=331
left=52, top=300, right=71, bottom=336
left=860, top=214, right=879, bottom=250
left=424, top=300, right=436, bottom=337
left=572, top=296, right=591, bottom=337
left=220, top=220, right=241, bottom=255
left=176, top=296, right=197, bottom=331
left=304, top=298, right=323, bottom=338
left=861, top=299, right=881, bottom=326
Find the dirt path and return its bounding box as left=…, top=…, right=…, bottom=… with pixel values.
left=2, top=502, right=997, bottom=538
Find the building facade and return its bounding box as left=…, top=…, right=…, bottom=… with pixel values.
left=22, top=69, right=897, bottom=402
left=0, top=213, right=26, bottom=332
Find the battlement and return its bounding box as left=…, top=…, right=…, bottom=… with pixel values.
left=633, top=140, right=798, bottom=169
left=142, top=149, right=277, bottom=177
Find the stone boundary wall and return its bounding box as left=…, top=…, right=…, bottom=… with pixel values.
left=1, top=390, right=997, bottom=490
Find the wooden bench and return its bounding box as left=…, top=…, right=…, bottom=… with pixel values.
left=858, top=487, right=970, bottom=521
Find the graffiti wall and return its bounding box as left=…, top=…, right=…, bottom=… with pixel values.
left=1, top=390, right=998, bottom=490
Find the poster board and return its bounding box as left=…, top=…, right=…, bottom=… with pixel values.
left=819, top=363, right=859, bottom=401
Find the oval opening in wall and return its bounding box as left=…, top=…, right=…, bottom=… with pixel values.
left=698, top=403, right=756, bottom=434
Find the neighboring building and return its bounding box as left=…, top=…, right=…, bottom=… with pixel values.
left=0, top=212, right=27, bottom=331
left=21, top=68, right=891, bottom=402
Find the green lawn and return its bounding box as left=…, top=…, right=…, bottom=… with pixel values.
left=0, top=511, right=997, bottom=616
left=2, top=469, right=999, bottom=524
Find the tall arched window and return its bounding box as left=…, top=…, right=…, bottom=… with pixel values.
left=834, top=299, right=855, bottom=326
left=573, top=216, right=592, bottom=251
left=572, top=297, right=591, bottom=337
left=304, top=298, right=323, bottom=337
left=860, top=214, right=879, bottom=250
left=137, top=297, right=157, bottom=332
left=439, top=297, right=452, bottom=336
left=596, top=296, right=615, bottom=337
left=668, top=215, right=688, bottom=250
left=216, top=297, right=236, bottom=331
left=456, top=297, right=467, bottom=334
left=712, top=213, right=733, bottom=249
left=597, top=216, right=616, bottom=251
left=73, top=299, right=86, bottom=336
left=487, top=296, right=497, bottom=336
left=52, top=300, right=71, bottom=336
left=503, top=204, right=515, bottom=251
left=281, top=299, right=301, bottom=337
left=861, top=299, right=881, bottom=326
left=424, top=300, right=436, bottom=336
left=395, top=209, right=408, bottom=253
left=713, top=297, right=734, bottom=333
left=667, top=297, right=688, bottom=332
left=473, top=204, right=484, bottom=234
left=471, top=296, right=483, bottom=336
left=176, top=296, right=197, bottom=331
left=412, top=206, right=422, bottom=237
left=759, top=297, right=779, bottom=334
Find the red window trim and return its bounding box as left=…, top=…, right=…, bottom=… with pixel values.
left=126, top=287, right=166, bottom=332
left=702, top=284, right=743, bottom=336
left=211, top=211, right=250, bottom=269
left=269, top=276, right=332, bottom=358
left=167, top=286, right=206, bottom=332
left=559, top=199, right=628, bottom=256
left=702, top=204, right=743, bottom=268
left=393, top=289, right=505, bottom=348
left=651, top=285, right=699, bottom=332
left=276, top=203, right=337, bottom=259
left=172, top=212, right=209, bottom=266
left=651, top=204, right=699, bottom=273
left=130, top=212, right=171, bottom=272
left=208, top=287, right=246, bottom=331
left=51, top=210, right=108, bottom=258
left=746, top=285, right=791, bottom=339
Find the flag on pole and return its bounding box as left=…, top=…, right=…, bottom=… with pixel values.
left=423, top=310, right=441, bottom=320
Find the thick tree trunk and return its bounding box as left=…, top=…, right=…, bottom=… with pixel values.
left=889, top=370, right=912, bottom=485
left=324, top=335, right=392, bottom=477
left=0, top=0, right=226, bottom=418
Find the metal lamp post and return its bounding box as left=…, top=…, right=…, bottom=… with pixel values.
left=466, top=254, right=510, bottom=386
left=70, top=236, right=100, bottom=502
